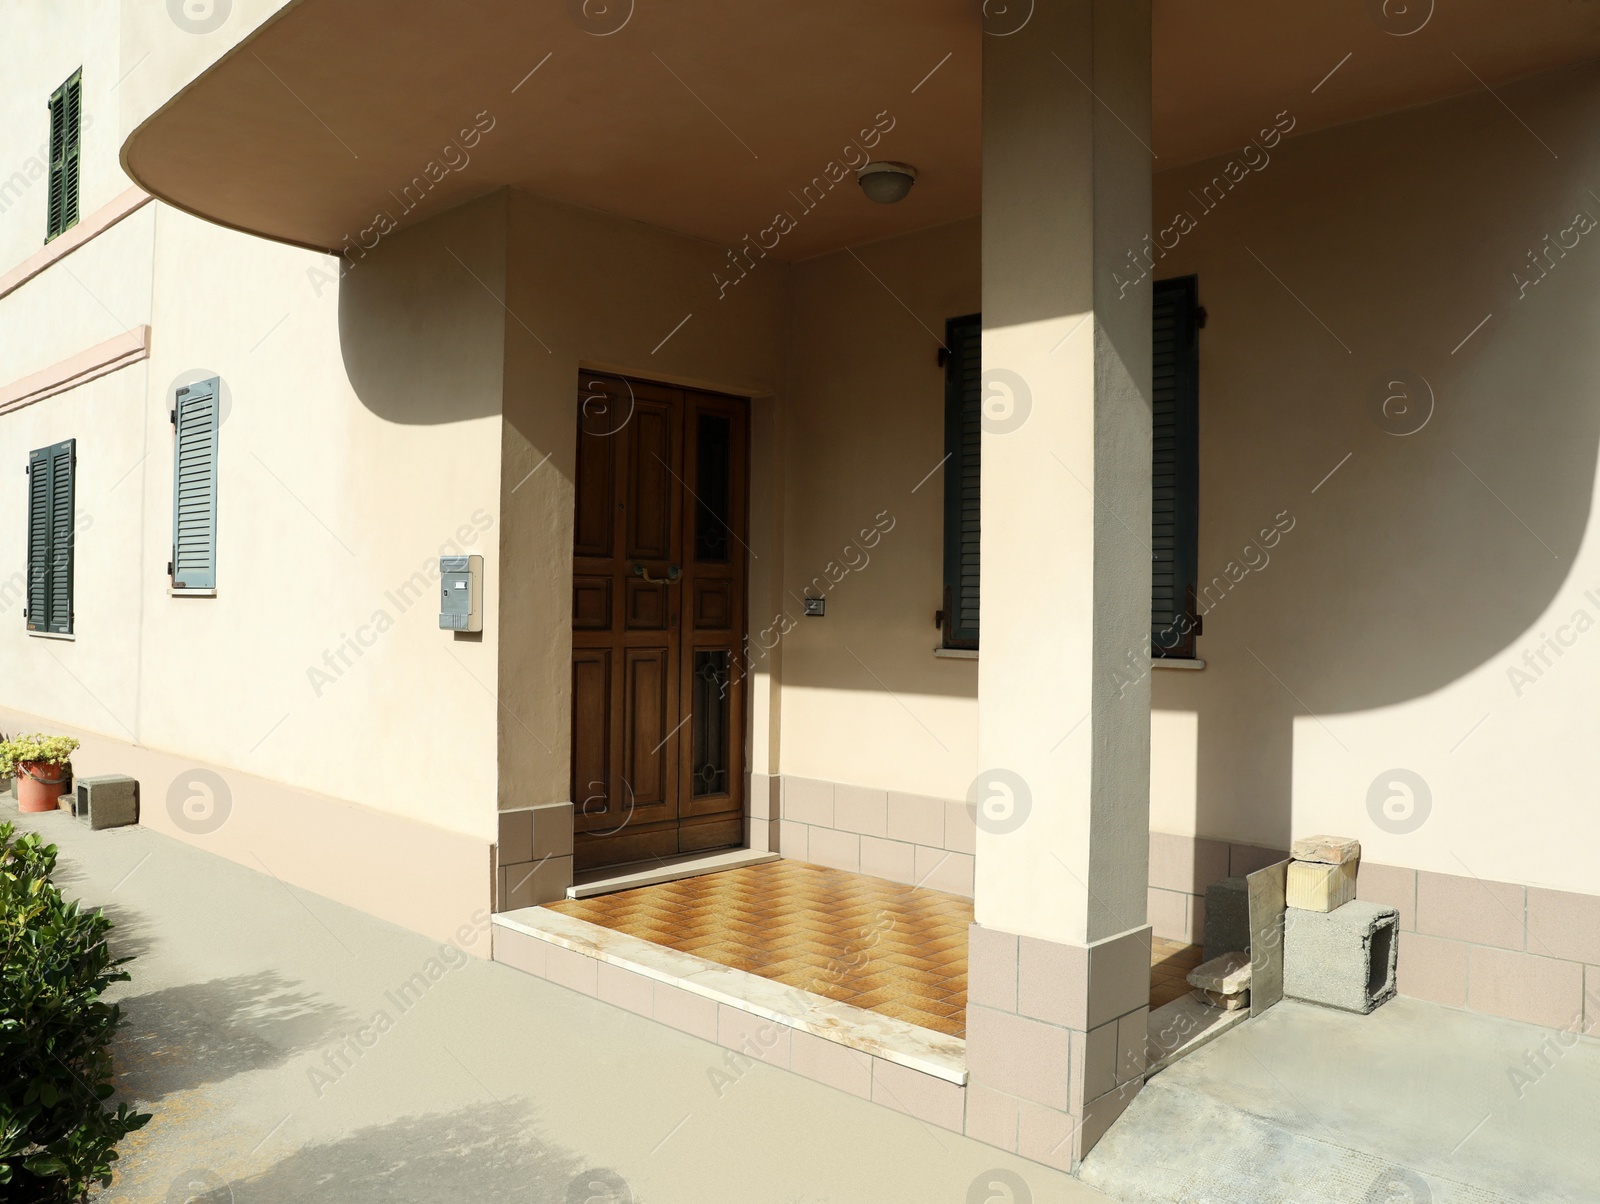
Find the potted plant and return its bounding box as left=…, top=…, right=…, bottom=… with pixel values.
left=0, top=735, right=81, bottom=814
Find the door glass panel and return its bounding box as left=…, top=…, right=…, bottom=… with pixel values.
left=691, top=649, right=730, bottom=797
left=695, top=414, right=731, bottom=562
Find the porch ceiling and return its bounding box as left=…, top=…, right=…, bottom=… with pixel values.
left=124, top=0, right=1600, bottom=258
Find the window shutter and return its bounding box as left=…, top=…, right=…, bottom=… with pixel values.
left=46, top=71, right=81, bottom=241
left=942, top=313, right=982, bottom=649
left=1151, top=276, right=1200, bottom=659
left=172, top=377, right=220, bottom=590
left=26, top=439, right=75, bottom=635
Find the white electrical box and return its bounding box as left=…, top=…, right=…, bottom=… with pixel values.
left=439, top=555, right=483, bottom=632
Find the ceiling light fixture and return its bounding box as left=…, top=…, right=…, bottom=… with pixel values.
left=857, top=161, right=918, bottom=205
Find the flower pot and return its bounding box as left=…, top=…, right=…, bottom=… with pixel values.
left=17, top=760, right=69, bottom=812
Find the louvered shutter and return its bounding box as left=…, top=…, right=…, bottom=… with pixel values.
left=172, top=378, right=220, bottom=589
left=942, top=313, right=982, bottom=649
left=1151, top=276, right=1200, bottom=659
left=26, top=439, right=75, bottom=635
left=46, top=71, right=81, bottom=241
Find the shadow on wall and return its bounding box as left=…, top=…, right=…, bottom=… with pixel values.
left=223, top=1102, right=591, bottom=1204
left=114, top=971, right=356, bottom=1104
left=1152, top=61, right=1600, bottom=846
left=337, top=192, right=509, bottom=425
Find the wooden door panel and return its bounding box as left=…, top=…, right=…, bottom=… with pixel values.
left=627, top=404, right=674, bottom=563
left=622, top=647, right=672, bottom=812
left=571, top=649, right=613, bottom=833
left=571, top=373, right=745, bottom=871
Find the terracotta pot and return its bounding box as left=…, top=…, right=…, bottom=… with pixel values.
left=17, top=760, right=69, bottom=813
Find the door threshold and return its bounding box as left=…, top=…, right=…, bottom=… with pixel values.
left=567, top=847, right=778, bottom=899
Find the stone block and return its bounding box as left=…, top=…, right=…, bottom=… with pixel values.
left=1188, top=950, right=1251, bottom=994
left=1290, top=834, right=1360, bottom=865
left=1283, top=900, right=1399, bottom=1014
left=1190, top=987, right=1249, bottom=1011
left=73, top=775, right=139, bottom=830
left=1286, top=860, right=1358, bottom=913
left=1203, top=876, right=1249, bottom=961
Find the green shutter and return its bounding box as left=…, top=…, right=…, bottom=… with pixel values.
left=26, top=439, right=75, bottom=635
left=942, top=313, right=982, bottom=649
left=172, top=378, right=220, bottom=589
left=46, top=70, right=82, bottom=242
left=1151, top=276, right=1200, bottom=658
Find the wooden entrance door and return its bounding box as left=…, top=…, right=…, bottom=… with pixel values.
left=570, top=373, right=748, bottom=872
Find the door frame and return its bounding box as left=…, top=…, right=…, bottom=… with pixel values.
left=568, top=368, right=754, bottom=872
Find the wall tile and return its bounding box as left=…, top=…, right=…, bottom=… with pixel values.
left=1467, top=946, right=1584, bottom=1031
left=789, top=1030, right=872, bottom=1098
left=1395, top=932, right=1468, bottom=1009
left=1147, top=887, right=1190, bottom=943
left=596, top=962, right=653, bottom=1017
left=777, top=820, right=808, bottom=861
left=969, top=923, right=1020, bottom=1012
left=887, top=792, right=945, bottom=847
left=717, top=1005, right=791, bottom=1068
left=1017, top=934, right=1089, bottom=1029
left=1417, top=871, right=1525, bottom=951
left=966, top=1004, right=1072, bottom=1111
left=1527, top=887, right=1600, bottom=965
left=1087, top=928, right=1152, bottom=1030
left=914, top=846, right=974, bottom=896
left=834, top=784, right=888, bottom=837
left=1015, top=1100, right=1078, bottom=1173
left=964, top=1083, right=1020, bottom=1152
left=871, top=1059, right=966, bottom=1132
left=653, top=983, right=719, bottom=1041
left=944, top=800, right=977, bottom=854
left=807, top=827, right=861, bottom=872
left=1149, top=831, right=1230, bottom=894
left=543, top=945, right=598, bottom=996
left=859, top=835, right=916, bottom=885
left=782, top=776, right=835, bottom=826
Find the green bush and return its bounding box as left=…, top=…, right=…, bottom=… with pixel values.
left=0, top=822, right=149, bottom=1201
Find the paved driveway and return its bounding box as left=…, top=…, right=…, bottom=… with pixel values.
left=11, top=808, right=1109, bottom=1204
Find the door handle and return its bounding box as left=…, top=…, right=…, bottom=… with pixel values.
left=632, top=563, right=682, bottom=584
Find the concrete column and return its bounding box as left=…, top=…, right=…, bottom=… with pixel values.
left=963, top=0, right=1154, bottom=1167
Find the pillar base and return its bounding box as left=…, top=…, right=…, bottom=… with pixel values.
left=964, top=922, right=1153, bottom=1166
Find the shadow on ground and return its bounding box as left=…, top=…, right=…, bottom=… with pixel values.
left=115, top=972, right=355, bottom=1104
left=222, top=1102, right=602, bottom=1203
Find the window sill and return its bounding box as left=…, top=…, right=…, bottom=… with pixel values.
left=169, top=587, right=217, bottom=597
left=27, top=630, right=75, bottom=641
left=933, top=646, right=978, bottom=660
left=1152, top=657, right=1206, bottom=671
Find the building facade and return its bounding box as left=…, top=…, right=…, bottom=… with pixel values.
left=4, top=0, right=1600, bottom=1168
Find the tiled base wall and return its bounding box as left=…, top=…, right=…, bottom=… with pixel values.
left=1357, top=862, right=1600, bottom=1035
left=766, top=774, right=979, bottom=897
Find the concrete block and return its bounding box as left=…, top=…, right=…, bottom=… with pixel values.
left=1203, top=876, right=1249, bottom=961
left=73, top=775, right=139, bottom=830
left=1283, top=900, right=1399, bottom=1015
left=1290, top=834, right=1360, bottom=865
left=1286, top=860, right=1357, bottom=913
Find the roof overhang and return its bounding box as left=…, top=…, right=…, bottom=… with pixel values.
left=122, top=0, right=1600, bottom=258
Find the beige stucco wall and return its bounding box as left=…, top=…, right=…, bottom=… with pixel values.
left=496, top=188, right=790, bottom=813
left=778, top=218, right=981, bottom=799
left=1147, top=59, right=1600, bottom=898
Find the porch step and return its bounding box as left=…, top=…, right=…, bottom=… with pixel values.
left=567, top=848, right=779, bottom=899
left=492, top=904, right=967, bottom=1084
left=1144, top=993, right=1251, bottom=1076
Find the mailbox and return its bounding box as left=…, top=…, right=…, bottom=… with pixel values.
left=439, top=555, right=483, bottom=632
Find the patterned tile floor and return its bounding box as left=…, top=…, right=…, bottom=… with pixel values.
left=547, top=859, right=1204, bottom=1038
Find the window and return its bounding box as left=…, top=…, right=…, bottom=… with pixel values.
left=26, top=440, right=75, bottom=635
left=47, top=69, right=83, bottom=242
left=939, top=283, right=1202, bottom=658
left=940, top=313, right=981, bottom=649
left=171, top=378, right=220, bottom=590
left=1151, top=276, right=1201, bottom=659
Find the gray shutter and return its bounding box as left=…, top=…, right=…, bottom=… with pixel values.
left=942, top=314, right=982, bottom=649
left=1152, top=276, right=1200, bottom=658
left=26, top=439, right=75, bottom=634
left=172, top=377, right=220, bottom=589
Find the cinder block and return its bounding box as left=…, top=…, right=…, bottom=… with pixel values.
left=1284, top=900, right=1399, bottom=1014
left=1286, top=860, right=1358, bottom=913
left=1203, top=876, right=1250, bottom=961
left=74, top=775, right=139, bottom=830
